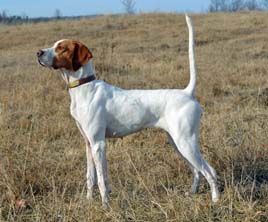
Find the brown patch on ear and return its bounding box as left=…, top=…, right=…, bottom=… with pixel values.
left=72, top=41, right=93, bottom=71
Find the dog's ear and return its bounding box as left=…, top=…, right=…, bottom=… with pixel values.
left=72, top=41, right=93, bottom=71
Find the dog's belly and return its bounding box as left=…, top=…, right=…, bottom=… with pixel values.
left=105, top=125, right=143, bottom=138
left=105, top=104, right=153, bottom=138
left=105, top=91, right=162, bottom=138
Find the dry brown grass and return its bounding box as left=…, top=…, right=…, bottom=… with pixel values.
left=0, top=12, right=268, bottom=221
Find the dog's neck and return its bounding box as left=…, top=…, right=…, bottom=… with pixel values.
left=61, top=61, right=96, bottom=84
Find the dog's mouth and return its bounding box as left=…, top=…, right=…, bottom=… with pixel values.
left=37, top=59, right=54, bottom=69
left=37, top=58, right=58, bottom=70
left=38, top=59, right=47, bottom=67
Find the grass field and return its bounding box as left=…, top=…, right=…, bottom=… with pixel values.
left=0, top=12, right=268, bottom=221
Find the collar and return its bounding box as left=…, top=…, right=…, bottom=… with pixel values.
left=68, top=75, right=96, bottom=89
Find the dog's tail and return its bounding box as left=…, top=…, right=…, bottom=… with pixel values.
left=184, top=14, right=197, bottom=97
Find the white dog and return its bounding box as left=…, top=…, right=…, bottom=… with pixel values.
left=37, top=15, right=220, bottom=208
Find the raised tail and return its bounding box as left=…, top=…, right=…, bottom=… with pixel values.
left=184, top=14, right=197, bottom=97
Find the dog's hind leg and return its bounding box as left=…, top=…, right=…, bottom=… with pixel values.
left=167, top=133, right=201, bottom=194
left=168, top=129, right=219, bottom=202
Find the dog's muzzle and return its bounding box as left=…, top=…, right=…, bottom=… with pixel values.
left=37, top=50, right=46, bottom=67
left=36, top=50, right=52, bottom=68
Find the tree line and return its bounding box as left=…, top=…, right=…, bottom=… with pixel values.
left=209, top=0, right=268, bottom=12
left=0, top=10, right=29, bottom=24
left=0, top=9, right=93, bottom=25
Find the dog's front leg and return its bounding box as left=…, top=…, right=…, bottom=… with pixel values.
left=91, top=140, right=109, bottom=209
left=85, top=139, right=97, bottom=200
left=75, top=121, right=97, bottom=200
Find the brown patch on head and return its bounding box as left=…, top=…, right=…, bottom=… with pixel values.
left=52, top=40, right=93, bottom=71
left=72, top=41, right=93, bottom=71
left=52, top=40, right=73, bottom=70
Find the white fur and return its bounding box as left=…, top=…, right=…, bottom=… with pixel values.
left=38, top=15, right=219, bottom=207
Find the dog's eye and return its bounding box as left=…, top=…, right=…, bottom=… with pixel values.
left=58, top=45, right=68, bottom=52
left=57, top=45, right=63, bottom=50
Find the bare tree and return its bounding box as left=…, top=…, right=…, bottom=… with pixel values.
left=209, top=0, right=230, bottom=12
left=231, top=0, right=245, bottom=11
left=209, top=0, right=264, bottom=11
left=220, top=0, right=230, bottom=11
left=262, top=0, right=268, bottom=8
left=54, top=9, right=62, bottom=19
left=209, top=0, right=220, bottom=11
left=1, top=10, right=8, bottom=19
left=245, top=0, right=259, bottom=9
left=122, top=0, right=136, bottom=14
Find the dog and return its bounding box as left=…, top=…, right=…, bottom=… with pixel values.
left=37, top=15, right=220, bottom=208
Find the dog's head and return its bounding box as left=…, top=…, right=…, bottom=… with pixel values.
left=37, top=39, right=93, bottom=71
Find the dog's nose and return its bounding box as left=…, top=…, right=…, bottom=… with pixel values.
left=37, top=50, right=44, bottom=57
